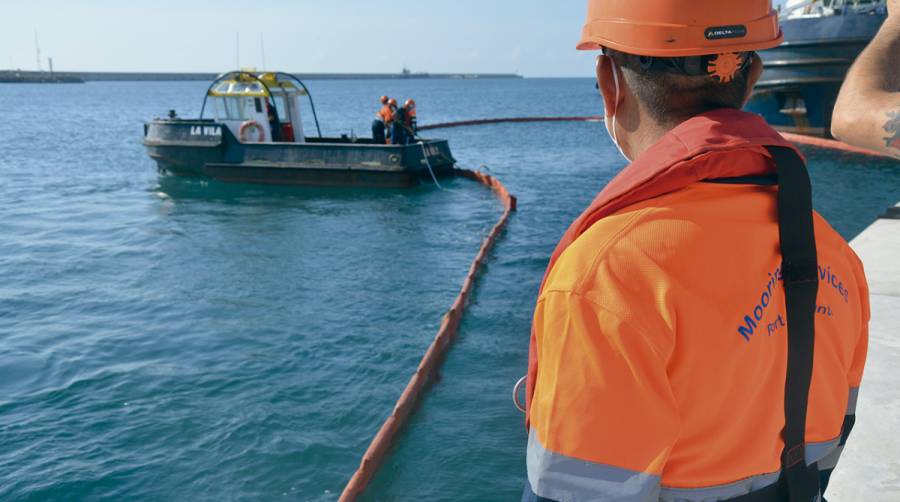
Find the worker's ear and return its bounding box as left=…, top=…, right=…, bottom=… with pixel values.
left=742, top=53, right=764, bottom=107
left=596, top=55, right=624, bottom=117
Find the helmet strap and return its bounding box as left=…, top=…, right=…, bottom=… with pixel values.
left=627, top=51, right=755, bottom=83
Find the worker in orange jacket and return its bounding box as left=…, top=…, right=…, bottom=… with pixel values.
left=391, top=99, right=418, bottom=145
left=522, top=1, right=870, bottom=501
left=404, top=99, right=418, bottom=137
left=372, top=95, right=393, bottom=145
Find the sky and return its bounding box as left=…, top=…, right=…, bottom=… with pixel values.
left=1, top=0, right=597, bottom=77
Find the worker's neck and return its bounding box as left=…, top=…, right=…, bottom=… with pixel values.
left=622, top=118, right=672, bottom=162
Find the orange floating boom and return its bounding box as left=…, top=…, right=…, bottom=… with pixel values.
left=339, top=169, right=516, bottom=501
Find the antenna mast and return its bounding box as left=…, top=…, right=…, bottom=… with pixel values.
left=260, top=33, right=267, bottom=70
left=235, top=32, right=240, bottom=69
left=34, top=29, right=42, bottom=72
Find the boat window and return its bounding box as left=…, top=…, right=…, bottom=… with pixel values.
left=231, top=82, right=256, bottom=94
left=213, top=97, right=225, bottom=120
left=211, top=81, right=231, bottom=95
left=254, top=98, right=263, bottom=114
left=217, top=97, right=244, bottom=120
left=273, top=96, right=288, bottom=121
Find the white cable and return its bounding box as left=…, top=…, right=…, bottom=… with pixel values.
left=418, top=142, right=483, bottom=201
left=420, top=142, right=446, bottom=190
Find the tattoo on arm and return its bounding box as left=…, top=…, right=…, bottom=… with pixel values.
left=884, top=108, right=900, bottom=155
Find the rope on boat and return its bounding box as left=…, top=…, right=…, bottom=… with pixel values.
left=338, top=114, right=891, bottom=501
left=339, top=168, right=516, bottom=502
left=418, top=143, right=489, bottom=202
left=420, top=142, right=446, bottom=190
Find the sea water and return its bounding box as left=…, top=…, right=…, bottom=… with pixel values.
left=1, top=79, right=897, bottom=501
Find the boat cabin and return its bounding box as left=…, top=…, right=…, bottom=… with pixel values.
left=206, top=72, right=306, bottom=144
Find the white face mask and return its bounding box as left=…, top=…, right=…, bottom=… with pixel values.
left=598, top=55, right=630, bottom=161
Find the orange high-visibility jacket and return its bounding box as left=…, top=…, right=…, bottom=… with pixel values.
left=526, top=110, right=869, bottom=501
left=377, top=105, right=394, bottom=124
left=405, top=107, right=417, bottom=126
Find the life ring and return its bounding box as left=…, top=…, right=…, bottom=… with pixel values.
left=238, top=120, right=266, bottom=143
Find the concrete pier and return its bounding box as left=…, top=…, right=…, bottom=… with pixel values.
left=829, top=203, right=900, bottom=501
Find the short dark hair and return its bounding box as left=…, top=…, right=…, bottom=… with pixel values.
left=607, top=49, right=754, bottom=126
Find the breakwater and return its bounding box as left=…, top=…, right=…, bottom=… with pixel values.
left=0, top=71, right=84, bottom=83
left=0, top=70, right=522, bottom=82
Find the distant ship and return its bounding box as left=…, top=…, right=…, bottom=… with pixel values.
left=746, top=0, right=888, bottom=137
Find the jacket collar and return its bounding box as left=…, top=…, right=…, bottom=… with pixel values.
left=557, top=109, right=802, bottom=255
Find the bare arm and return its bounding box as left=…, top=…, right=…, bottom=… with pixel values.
left=831, top=2, right=900, bottom=158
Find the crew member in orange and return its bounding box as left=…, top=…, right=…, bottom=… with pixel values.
left=404, top=99, right=418, bottom=138
left=386, top=98, right=399, bottom=144
left=523, top=1, right=870, bottom=501
left=391, top=99, right=418, bottom=145
left=371, top=95, right=392, bottom=145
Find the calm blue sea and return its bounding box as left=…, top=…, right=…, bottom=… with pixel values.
left=0, top=78, right=897, bottom=501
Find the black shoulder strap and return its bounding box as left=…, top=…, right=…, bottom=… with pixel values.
left=767, top=146, right=821, bottom=502
left=704, top=174, right=778, bottom=185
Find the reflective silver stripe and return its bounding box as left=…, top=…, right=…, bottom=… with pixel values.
left=660, top=471, right=780, bottom=502
left=527, top=430, right=661, bottom=502
left=659, top=436, right=841, bottom=502
left=818, top=444, right=844, bottom=470
left=847, top=386, right=860, bottom=415
left=806, top=437, right=840, bottom=465
left=530, top=386, right=860, bottom=501
left=817, top=386, right=859, bottom=471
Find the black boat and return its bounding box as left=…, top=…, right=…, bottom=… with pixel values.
left=143, top=71, right=455, bottom=188
left=746, top=0, right=887, bottom=137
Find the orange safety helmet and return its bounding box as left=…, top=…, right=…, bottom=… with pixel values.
left=380, top=95, right=389, bottom=104
left=388, top=98, right=398, bottom=107
left=577, top=0, right=783, bottom=57
left=404, top=99, right=415, bottom=109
